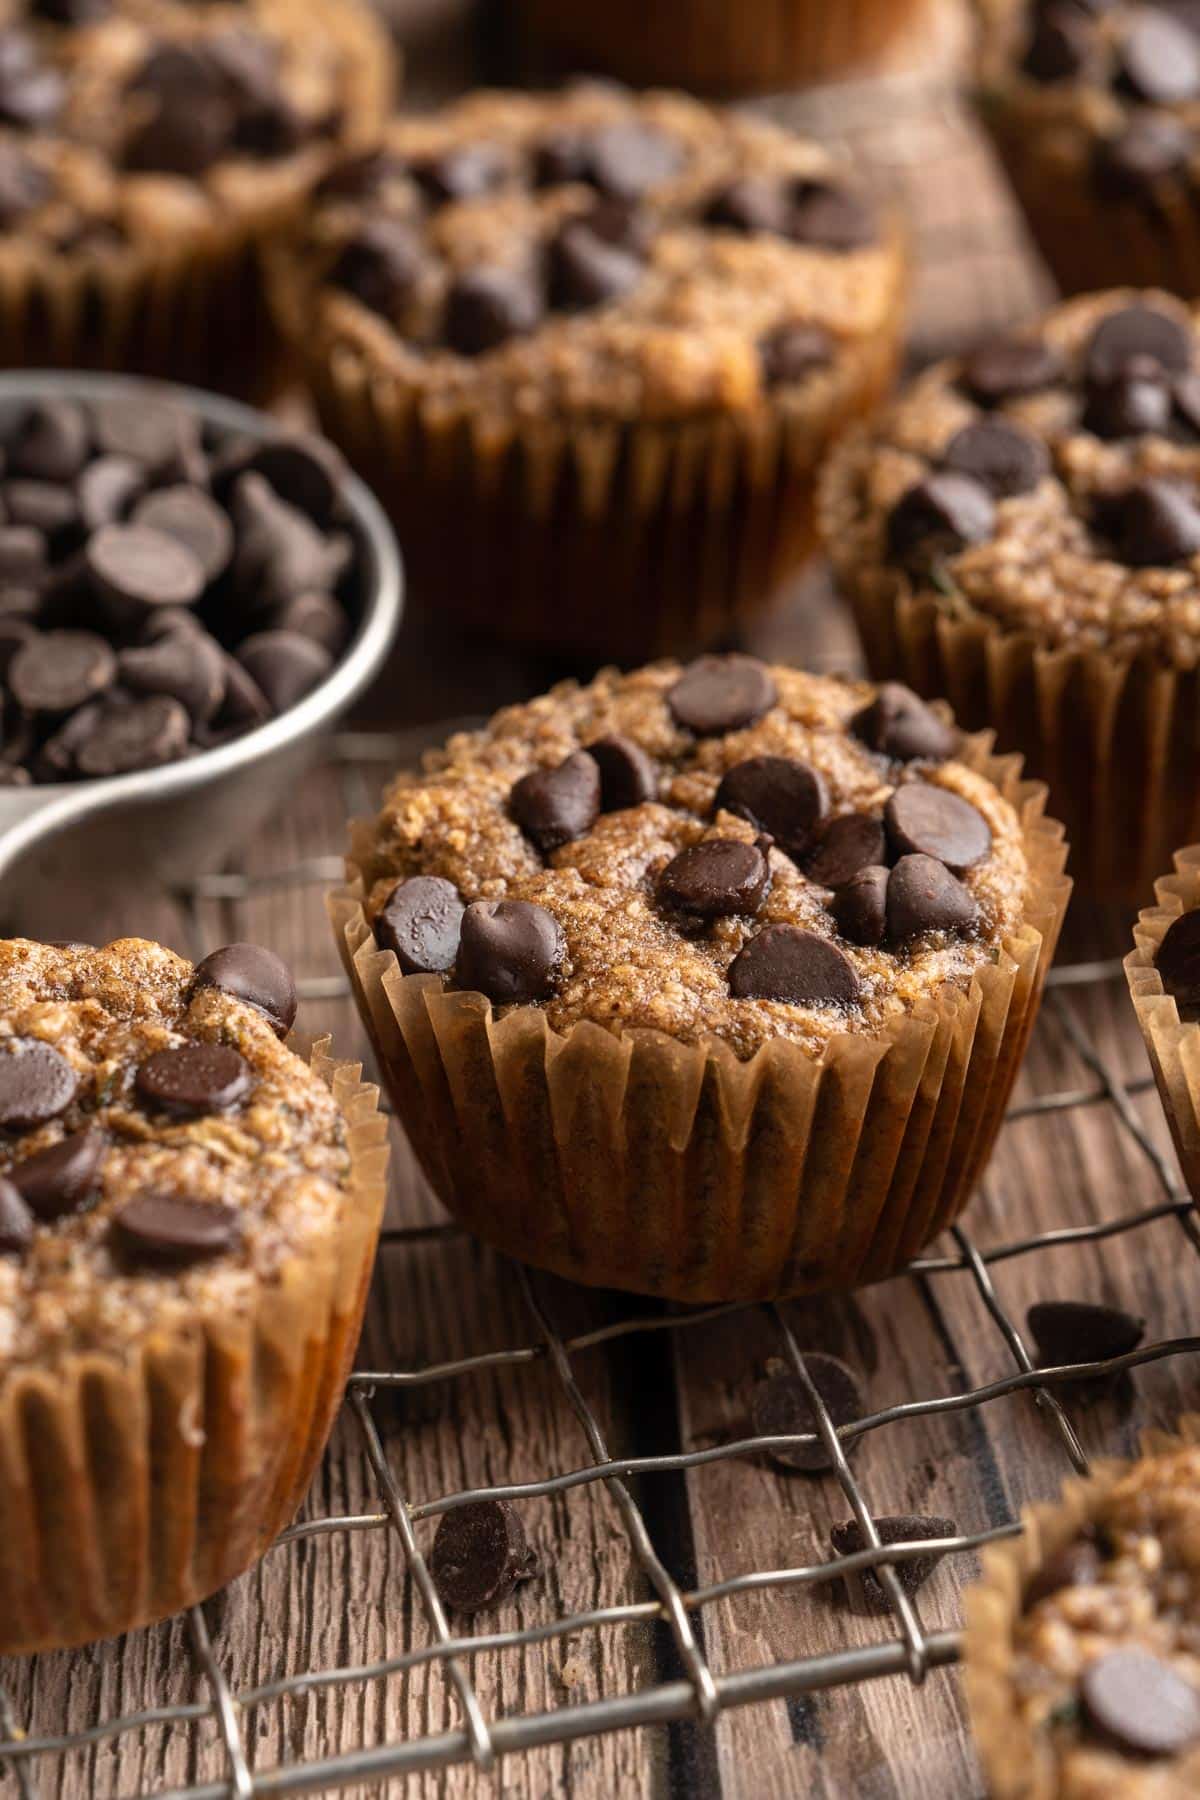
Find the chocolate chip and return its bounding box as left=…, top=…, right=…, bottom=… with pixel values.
left=548, top=219, right=643, bottom=311
left=887, top=472, right=996, bottom=568
left=413, top=143, right=507, bottom=206
left=375, top=876, right=466, bottom=977
left=658, top=839, right=771, bottom=918
left=86, top=522, right=206, bottom=615
left=124, top=96, right=234, bottom=176
left=942, top=419, right=1049, bottom=498
left=1156, top=907, right=1200, bottom=1004
left=851, top=683, right=957, bottom=763
left=192, top=944, right=298, bottom=1037
left=430, top=1499, right=539, bottom=1614
left=77, top=455, right=145, bottom=532
left=704, top=177, right=790, bottom=235
left=1116, top=7, right=1200, bottom=101
left=886, top=854, right=978, bottom=942
left=5, top=479, right=79, bottom=545
left=91, top=395, right=197, bottom=474
left=885, top=784, right=991, bottom=873
left=331, top=218, right=422, bottom=319
left=1027, top=1299, right=1145, bottom=1373
left=789, top=182, right=877, bottom=252
left=0, top=1038, right=77, bottom=1131
left=110, top=1194, right=240, bottom=1268
left=804, top=813, right=889, bottom=888
left=830, top=1515, right=957, bottom=1608
left=0, top=141, right=51, bottom=226
left=135, top=1043, right=252, bottom=1118
left=0, top=1176, right=32, bottom=1255
left=1094, top=114, right=1193, bottom=200
left=1100, top=476, right=1200, bottom=567
left=0, top=37, right=63, bottom=130
left=534, top=131, right=592, bottom=186
left=8, top=630, right=117, bottom=715
left=1086, top=304, right=1192, bottom=381
left=1083, top=357, right=1173, bottom=438
left=75, top=695, right=190, bottom=776
left=510, top=751, right=602, bottom=854
left=231, top=473, right=350, bottom=604
left=962, top=336, right=1065, bottom=406
left=1022, top=4, right=1095, bottom=80
left=586, top=735, right=657, bottom=810
left=749, top=1354, right=863, bottom=1473
left=444, top=267, right=542, bottom=355
left=831, top=865, right=889, bottom=947
left=242, top=436, right=346, bottom=527
left=132, top=486, right=232, bottom=583
left=729, top=924, right=860, bottom=1006
left=667, top=655, right=778, bottom=735
left=456, top=899, right=564, bottom=1006
left=9, top=402, right=89, bottom=485
left=1024, top=1537, right=1102, bottom=1610
left=714, top=755, right=828, bottom=857
left=10, top=1128, right=104, bottom=1221
left=1081, top=1651, right=1200, bottom=1757
left=758, top=322, right=835, bottom=388
left=236, top=631, right=333, bottom=713
left=587, top=122, right=682, bottom=201
left=267, top=591, right=350, bottom=657
left=117, top=628, right=226, bottom=724
left=214, top=655, right=270, bottom=731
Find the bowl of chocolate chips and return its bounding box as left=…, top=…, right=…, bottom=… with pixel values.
left=0, top=372, right=402, bottom=926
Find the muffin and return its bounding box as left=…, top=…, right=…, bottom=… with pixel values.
left=331, top=654, right=1069, bottom=1303
left=0, top=0, right=394, bottom=396
left=965, top=1420, right=1200, bottom=1798
left=1127, top=843, right=1200, bottom=1200
left=267, top=83, right=906, bottom=662
left=978, top=0, right=1200, bottom=298
left=0, top=935, right=388, bottom=1653
left=820, top=287, right=1200, bottom=901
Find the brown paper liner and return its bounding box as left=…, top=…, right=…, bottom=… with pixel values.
left=331, top=732, right=1069, bottom=1304
left=1126, top=847, right=1200, bottom=1202
left=0, top=1040, right=389, bottom=1657
left=964, top=1415, right=1200, bottom=1800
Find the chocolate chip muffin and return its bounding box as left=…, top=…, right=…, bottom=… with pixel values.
left=0, top=935, right=387, bottom=1653
left=978, top=0, right=1200, bottom=298
left=820, top=287, right=1200, bottom=900
left=333, top=654, right=1069, bottom=1302
left=267, top=83, right=906, bottom=661
left=966, top=1420, right=1200, bottom=1799
left=0, top=0, right=393, bottom=395
left=1127, top=842, right=1200, bottom=1203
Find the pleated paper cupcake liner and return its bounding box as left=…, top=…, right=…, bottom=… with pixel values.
left=1127, top=847, right=1200, bottom=1202
left=964, top=1415, right=1200, bottom=1800
left=330, top=736, right=1069, bottom=1304
left=0, top=1039, right=388, bottom=1657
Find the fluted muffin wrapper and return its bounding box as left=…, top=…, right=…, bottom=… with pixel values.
left=0, top=1039, right=388, bottom=1657
left=331, top=738, right=1068, bottom=1303
left=1127, top=847, right=1200, bottom=1202
left=963, top=1415, right=1200, bottom=1800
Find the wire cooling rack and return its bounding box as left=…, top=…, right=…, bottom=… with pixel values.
left=1, top=729, right=1198, bottom=1799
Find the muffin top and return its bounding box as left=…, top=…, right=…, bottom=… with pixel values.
left=358, top=656, right=1032, bottom=1062
left=0, top=0, right=386, bottom=252
left=1008, top=1444, right=1200, bottom=1794
left=0, top=936, right=352, bottom=1370
left=821, top=288, right=1200, bottom=663
left=285, top=83, right=904, bottom=425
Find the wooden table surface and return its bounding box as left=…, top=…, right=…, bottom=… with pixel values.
left=5, top=5, right=1199, bottom=1799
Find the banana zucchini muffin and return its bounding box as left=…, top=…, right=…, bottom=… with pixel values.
left=978, top=0, right=1200, bottom=297
left=268, top=82, right=906, bottom=660
left=967, top=1423, right=1200, bottom=1799
left=0, top=934, right=387, bottom=1653
left=0, top=0, right=393, bottom=393
left=334, top=654, right=1069, bottom=1302
left=821, top=287, right=1200, bottom=899
left=1128, top=843, right=1200, bottom=1203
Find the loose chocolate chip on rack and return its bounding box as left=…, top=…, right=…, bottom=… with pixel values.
left=412, top=143, right=506, bottom=206
left=331, top=218, right=422, bottom=319
left=75, top=695, right=191, bottom=776
left=430, top=1499, right=540, bottom=1614
left=86, top=522, right=206, bottom=616
left=1085, top=304, right=1192, bottom=382
left=132, top=486, right=233, bottom=583
left=667, top=655, right=778, bottom=735
left=10, top=402, right=89, bottom=485
left=135, top=1044, right=252, bottom=1118
left=804, top=813, right=889, bottom=889
left=456, top=900, right=565, bottom=1005
left=1116, top=8, right=1200, bottom=102
left=851, top=683, right=957, bottom=763
left=586, top=734, right=657, bottom=810
left=729, top=924, right=860, bottom=1006
left=1080, top=1650, right=1200, bottom=1757
left=117, top=630, right=226, bottom=724
left=236, top=632, right=333, bottom=714
left=110, top=1194, right=240, bottom=1269
left=510, top=750, right=602, bottom=854
left=1100, top=476, right=1200, bottom=567
left=715, top=755, right=828, bottom=858
left=758, top=322, right=834, bottom=388
left=830, top=1515, right=957, bottom=1608
left=749, top=1354, right=863, bottom=1473
left=789, top=181, right=877, bottom=252
left=11, top=1128, right=104, bottom=1221
left=831, top=865, right=889, bottom=947
left=1094, top=115, right=1193, bottom=200
left=444, top=267, right=543, bottom=355
left=942, top=419, right=1049, bottom=499
left=587, top=121, right=682, bottom=201
left=1156, top=907, right=1200, bottom=1005
left=1083, top=356, right=1173, bottom=439
left=77, top=455, right=145, bottom=531
left=887, top=472, right=996, bottom=567
left=658, top=839, right=771, bottom=918
left=885, top=784, right=991, bottom=872
left=0, top=141, right=52, bottom=227
left=0, top=1176, right=32, bottom=1255
left=705, top=176, right=790, bottom=236
left=8, top=631, right=116, bottom=715
left=1024, top=1536, right=1102, bottom=1610
left=886, top=854, right=978, bottom=941
left=375, top=876, right=466, bottom=977
left=548, top=217, right=644, bottom=311
left=1027, top=1299, right=1145, bottom=1374
left=0, top=1039, right=77, bottom=1131
left=192, top=944, right=298, bottom=1037
left=1021, top=5, right=1096, bottom=81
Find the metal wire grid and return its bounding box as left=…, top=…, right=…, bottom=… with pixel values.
left=2, top=729, right=1200, bottom=1800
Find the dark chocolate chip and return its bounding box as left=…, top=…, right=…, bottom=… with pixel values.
left=231, top=473, right=350, bottom=604
left=1116, top=7, right=1200, bottom=101
left=77, top=455, right=145, bottom=531
left=8, top=630, right=116, bottom=715
left=117, top=628, right=226, bottom=724
left=586, top=734, right=657, bottom=810
left=510, top=750, right=601, bottom=854
left=0, top=44, right=64, bottom=131
left=1022, top=4, right=1095, bottom=80
left=214, top=654, right=271, bottom=730
left=789, top=181, right=877, bottom=252
left=5, top=478, right=79, bottom=544
left=444, top=267, right=542, bottom=355
left=241, top=436, right=346, bottom=526
left=235, top=631, right=333, bottom=713
left=804, top=813, right=889, bottom=889
left=192, top=943, right=298, bottom=1036
left=110, top=1193, right=240, bottom=1268
left=658, top=838, right=771, bottom=918
left=132, top=485, right=232, bottom=582
left=1027, top=1299, right=1145, bottom=1373
left=758, top=322, right=834, bottom=387
left=86, top=522, right=206, bottom=614
left=714, top=755, right=829, bottom=857
left=135, top=1043, right=252, bottom=1118
left=962, top=336, right=1064, bottom=406
left=1080, top=1650, right=1200, bottom=1757
left=267, top=592, right=350, bottom=657
left=0, top=1176, right=32, bottom=1254
left=331, top=218, right=422, bottom=319
left=887, top=472, right=997, bottom=568
left=533, top=130, right=592, bottom=187
left=413, top=143, right=507, bottom=206
left=124, top=94, right=234, bottom=177
left=430, top=1499, right=539, bottom=1614
left=1156, top=907, right=1200, bottom=1004
left=749, top=1354, right=863, bottom=1473
left=942, top=419, right=1050, bottom=498
left=704, top=176, right=790, bottom=236
left=830, top=1515, right=957, bottom=1608
left=850, top=683, right=957, bottom=763
left=0, top=522, right=45, bottom=585
left=884, top=784, right=992, bottom=872
left=548, top=218, right=643, bottom=310
left=1100, top=476, right=1200, bottom=567
left=0, top=141, right=51, bottom=226
left=1094, top=114, right=1193, bottom=200
left=375, top=876, right=466, bottom=976
left=1086, top=304, right=1192, bottom=381
left=456, top=899, right=565, bottom=1006
left=90, top=394, right=198, bottom=474
left=667, top=655, right=778, bottom=735
left=587, top=121, right=682, bottom=201
left=74, top=695, right=190, bottom=776
left=10, top=1128, right=104, bottom=1221
left=729, top=924, right=860, bottom=1006
left=831, top=865, right=889, bottom=947
left=886, top=853, right=978, bottom=942
left=1024, top=1537, right=1102, bottom=1610
left=0, top=1038, right=77, bottom=1131
left=1083, top=356, right=1173, bottom=439
left=9, top=402, right=89, bottom=484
